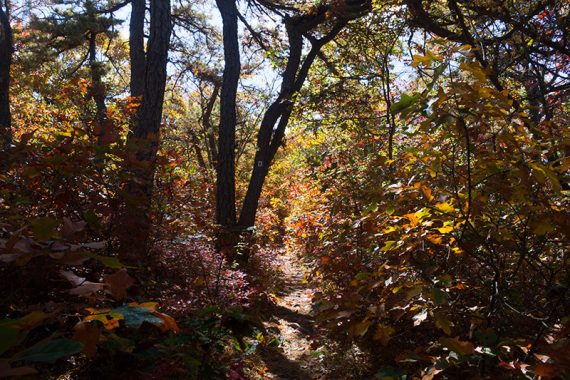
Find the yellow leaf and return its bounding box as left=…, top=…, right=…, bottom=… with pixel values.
left=437, top=225, right=454, bottom=234
left=128, top=302, right=158, bottom=311
left=435, top=202, right=455, bottom=213
left=84, top=309, right=124, bottom=331
left=427, top=234, right=443, bottom=244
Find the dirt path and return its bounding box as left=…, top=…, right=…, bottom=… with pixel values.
left=254, top=250, right=324, bottom=380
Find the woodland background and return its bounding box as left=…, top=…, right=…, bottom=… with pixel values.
left=0, top=0, right=569, bottom=378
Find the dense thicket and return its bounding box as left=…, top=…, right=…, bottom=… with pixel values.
left=0, top=0, right=568, bottom=378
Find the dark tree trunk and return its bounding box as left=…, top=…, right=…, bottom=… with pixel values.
left=203, top=83, right=220, bottom=169
left=129, top=0, right=146, bottom=98
left=118, top=0, right=171, bottom=263
left=238, top=16, right=348, bottom=227
left=0, top=3, right=13, bottom=153
left=88, top=31, right=108, bottom=146
left=215, top=0, right=240, bottom=227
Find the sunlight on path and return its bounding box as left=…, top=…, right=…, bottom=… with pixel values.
left=256, top=250, right=324, bottom=380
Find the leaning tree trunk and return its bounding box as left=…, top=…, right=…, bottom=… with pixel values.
left=238, top=14, right=350, bottom=227
left=215, top=0, right=240, bottom=227
left=0, top=4, right=13, bottom=153
left=118, top=0, right=171, bottom=263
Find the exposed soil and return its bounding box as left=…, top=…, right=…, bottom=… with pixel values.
left=252, top=250, right=325, bottom=380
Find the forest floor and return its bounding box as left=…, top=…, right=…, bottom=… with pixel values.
left=250, top=249, right=325, bottom=380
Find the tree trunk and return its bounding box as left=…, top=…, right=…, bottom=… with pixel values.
left=237, top=17, right=347, bottom=227
left=215, top=0, right=240, bottom=227
left=0, top=4, right=13, bottom=153
left=129, top=0, right=146, bottom=98
left=118, top=0, right=171, bottom=263
left=88, top=31, right=108, bottom=147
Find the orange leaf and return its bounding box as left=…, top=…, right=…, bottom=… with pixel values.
left=155, top=312, right=180, bottom=334
left=533, top=363, right=559, bottom=378
left=103, top=269, right=134, bottom=301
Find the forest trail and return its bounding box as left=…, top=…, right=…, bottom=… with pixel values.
left=254, top=250, right=324, bottom=380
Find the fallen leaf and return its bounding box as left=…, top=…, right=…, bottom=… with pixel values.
left=81, top=241, right=107, bottom=249
left=59, top=270, right=85, bottom=287
left=69, top=282, right=106, bottom=297
left=413, top=309, right=428, bottom=326
left=0, top=361, right=37, bottom=378
left=439, top=336, right=475, bottom=356
left=103, top=269, right=134, bottom=301
left=373, top=324, right=395, bottom=346
left=62, top=217, right=87, bottom=238
left=155, top=312, right=180, bottom=333
left=72, top=322, right=100, bottom=358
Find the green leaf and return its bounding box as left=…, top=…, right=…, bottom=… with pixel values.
left=31, top=217, right=58, bottom=240
left=474, top=328, right=498, bottom=346
left=355, top=272, right=371, bottom=281
left=375, top=365, right=406, bottom=379
left=435, top=312, right=452, bottom=335
left=362, top=201, right=378, bottom=217
left=19, top=339, right=82, bottom=363
left=390, top=93, right=419, bottom=115
left=0, top=326, right=20, bottom=356
left=380, top=241, right=397, bottom=252
left=85, top=254, right=123, bottom=269
left=430, top=287, right=449, bottom=305
left=112, top=306, right=164, bottom=329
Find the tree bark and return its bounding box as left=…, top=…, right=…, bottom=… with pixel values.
left=88, top=31, right=108, bottom=146
left=0, top=3, right=13, bottom=152
left=238, top=17, right=348, bottom=227
left=118, top=0, right=171, bottom=263
left=129, top=0, right=146, bottom=98
left=215, top=0, right=240, bottom=227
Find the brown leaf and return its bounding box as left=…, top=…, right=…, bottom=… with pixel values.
left=10, top=311, right=49, bottom=330
left=1, top=227, right=27, bottom=251
left=59, top=251, right=90, bottom=266
left=73, top=322, right=100, bottom=358
left=62, top=218, right=87, bottom=238
left=50, top=241, right=70, bottom=252
left=0, top=254, right=19, bottom=263
left=533, top=363, right=559, bottom=378
left=439, top=336, right=475, bottom=356
left=373, top=324, right=395, bottom=346
left=0, top=361, right=38, bottom=378
left=81, top=241, right=107, bottom=249
left=103, top=269, right=134, bottom=301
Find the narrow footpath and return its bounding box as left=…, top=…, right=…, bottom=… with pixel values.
left=254, top=250, right=325, bottom=380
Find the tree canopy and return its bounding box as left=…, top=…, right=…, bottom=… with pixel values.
left=0, top=0, right=569, bottom=378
